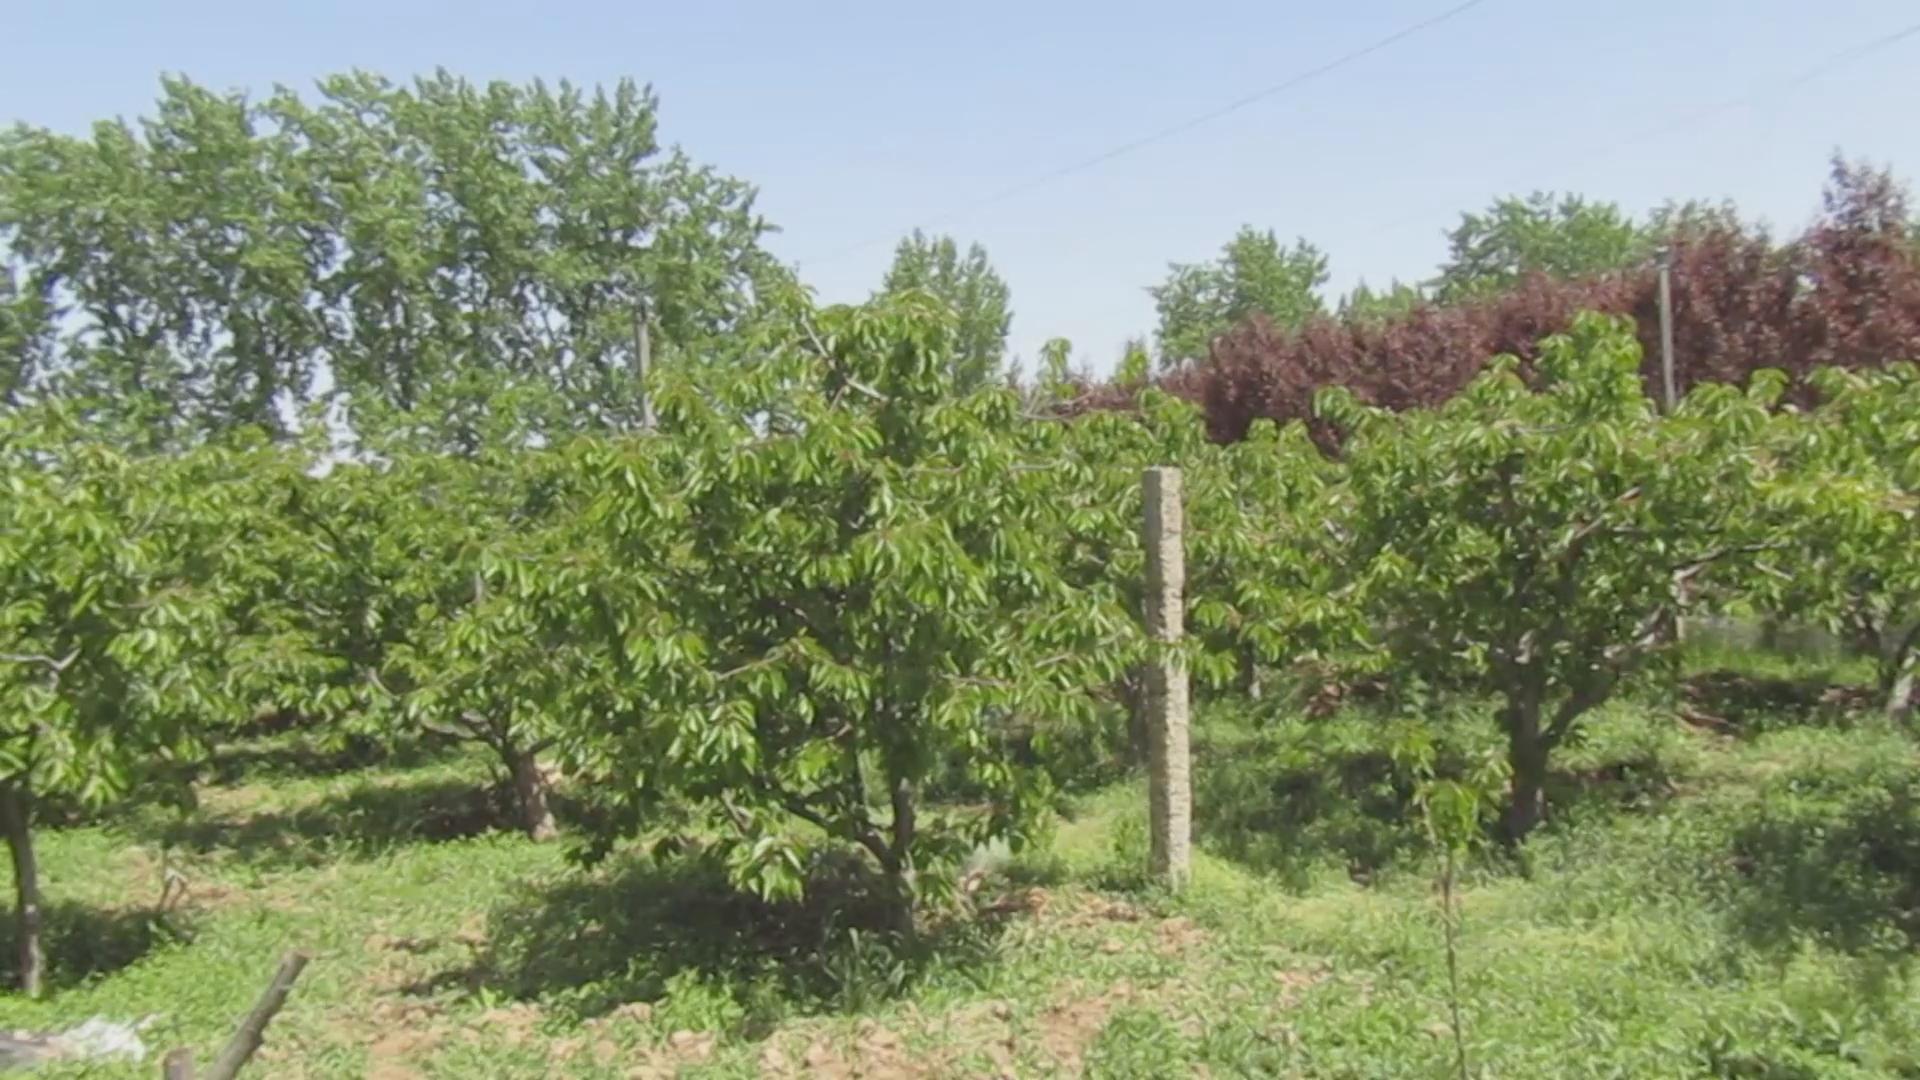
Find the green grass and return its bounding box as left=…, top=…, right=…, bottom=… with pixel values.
left=2, top=677, right=1919, bottom=1078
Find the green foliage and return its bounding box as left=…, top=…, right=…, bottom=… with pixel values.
left=237, top=430, right=629, bottom=840
left=876, top=230, right=1011, bottom=391
left=0, top=263, right=52, bottom=409
left=1192, top=699, right=1507, bottom=887
left=1184, top=419, right=1355, bottom=694
left=1645, top=196, right=1753, bottom=241
left=1323, top=313, right=1784, bottom=838
left=0, top=407, right=312, bottom=807
left=1436, top=192, right=1651, bottom=301
left=1762, top=364, right=1920, bottom=719
left=1722, top=739, right=1920, bottom=952
left=0, top=79, right=332, bottom=444
left=0, top=72, right=786, bottom=451
left=1150, top=226, right=1328, bottom=367
left=1114, top=337, right=1151, bottom=385
left=0, top=404, right=322, bottom=990
left=566, top=294, right=1137, bottom=911
left=1337, top=277, right=1426, bottom=322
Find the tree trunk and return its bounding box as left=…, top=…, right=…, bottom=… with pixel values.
left=1, top=781, right=44, bottom=996
left=1869, top=619, right=1920, bottom=725
left=1238, top=649, right=1263, bottom=702
left=884, top=864, right=918, bottom=938
left=504, top=747, right=557, bottom=842
left=1886, top=648, right=1919, bottom=727
left=1118, top=672, right=1148, bottom=766
left=1502, top=698, right=1549, bottom=844
left=886, top=775, right=918, bottom=938
left=1887, top=668, right=1916, bottom=726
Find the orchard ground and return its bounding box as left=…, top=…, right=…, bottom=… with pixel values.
left=3, top=644, right=1918, bottom=1078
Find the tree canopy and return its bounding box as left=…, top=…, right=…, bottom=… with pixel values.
left=1323, top=313, right=1783, bottom=838
left=1435, top=192, right=1650, bottom=301
left=876, top=230, right=1011, bottom=391
left=0, top=72, right=790, bottom=451
left=1150, top=227, right=1328, bottom=368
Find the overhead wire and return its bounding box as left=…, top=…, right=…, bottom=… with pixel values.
left=800, top=0, right=1492, bottom=266
left=1361, top=16, right=1920, bottom=242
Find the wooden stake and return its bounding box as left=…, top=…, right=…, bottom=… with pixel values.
left=202, top=951, right=310, bottom=1080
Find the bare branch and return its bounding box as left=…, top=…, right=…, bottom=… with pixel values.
left=717, top=793, right=754, bottom=833
left=1671, top=542, right=1782, bottom=581
left=841, top=376, right=888, bottom=403
left=0, top=650, right=79, bottom=673
left=1555, top=486, right=1643, bottom=554
left=715, top=656, right=779, bottom=681
left=417, top=717, right=479, bottom=743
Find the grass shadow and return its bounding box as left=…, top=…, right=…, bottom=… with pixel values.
left=408, top=853, right=1014, bottom=1031
left=0, top=902, right=180, bottom=992
left=1679, top=670, right=1876, bottom=736
left=1195, top=751, right=1423, bottom=890
left=135, top=775, right=512, bottom=870
left=1194, top=716, right=1694, bottom=889
left=39, top=735, right=468, bottom=831
left=198, top=732, right=457, bottom=787
left=1546, top=747, right=1684, bottom=819
left=1722, top=782, right=1920, bottom=955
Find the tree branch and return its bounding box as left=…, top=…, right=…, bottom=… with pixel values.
left=1544, top=674, right=1616, bottom=747
left=1671, top=542, right=1781, bottom=582
left=1553, top=486, right=1644, bottom=557
left=717, top=792, right=754, bottom=834
left=775, top=786, right=896, bottom=872
left=0, top=650, right=78, bottom=673
left=840, top=377, right=888, bottom=403
left=716, top=656, right=779, bottom=681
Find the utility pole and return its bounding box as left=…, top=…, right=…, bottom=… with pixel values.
left=1656, top=245, right=1677, bottom=411
left=1656, top=244, right=1688, bottom=645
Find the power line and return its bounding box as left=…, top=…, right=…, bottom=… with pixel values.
left=1581, top=18, right=1920, bottom=168
left=802, top=0, right=1492, bottom=267
left=1362, top=16, right=1920, bottom=241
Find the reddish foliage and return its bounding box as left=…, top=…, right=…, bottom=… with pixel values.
left=1087, top=161, right=1920, bottom=443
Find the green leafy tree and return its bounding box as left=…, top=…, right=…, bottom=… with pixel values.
left=1764, top=364, right=1920, bottom=722
left=0, top=410, right=311, bottom=993
left=1324, top=314, right=1781, bottom=840
left=1115, top=337, right=1152, bottom=386
left=1436, top=193, right=1651, bottom=301
left=0, top=79, right=333, bottom=445
left=1338, top=278, right=1426, bottom=323
left=0, top=264, right=53, bottom=409
left=566, top=295, right=1135, bottom=926
left=0, top=72, right=788, bottom=451
left=1644, top=197, right=1751, bottom=240
left=1151, top=227, right=1328, bottom=367
left=1186, top=420, right=1357, bottom=701
left=876, top=230, right=1011, bottom=390
left=267, top=439, right=599, bottom=840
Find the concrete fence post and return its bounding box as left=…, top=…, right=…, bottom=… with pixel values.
left=1142, top=467, right=1191, bottom=890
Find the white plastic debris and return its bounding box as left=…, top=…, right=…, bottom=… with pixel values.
left=0, top=1016, right=155, bottom=1071
left=48, top=1016, right=151, bottom=1063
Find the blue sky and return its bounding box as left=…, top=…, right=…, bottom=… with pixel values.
left=7, top=1, right=1919, bottom=373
